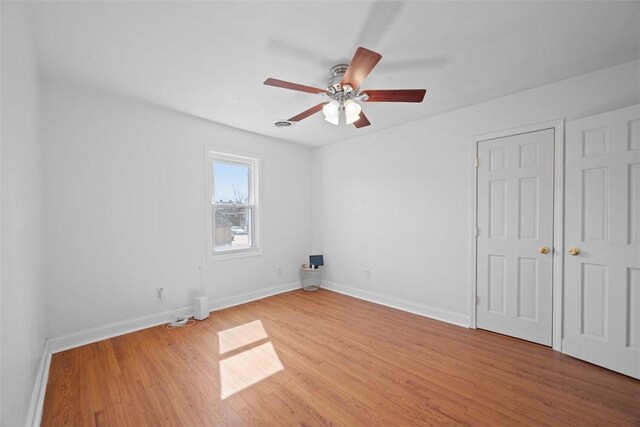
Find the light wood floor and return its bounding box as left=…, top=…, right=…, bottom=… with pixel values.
left=42, top=289, right=640, bottom=426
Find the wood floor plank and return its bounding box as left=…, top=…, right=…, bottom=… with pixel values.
left=42, top=289, right=640, bottom=426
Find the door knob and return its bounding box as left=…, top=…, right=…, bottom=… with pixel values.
left=538, top=246, right=550, bottom=254
left=568, top=247, right=581, bottom=256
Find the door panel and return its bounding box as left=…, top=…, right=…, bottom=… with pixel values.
left=564, top=104, right=640, bottom=379
left=581, top=263, right=608, bottom=339
left=489, top=180, right=507, bottom=238
left=517, top=257, right=537, bottom=320
left=630, top=268, right=640, bottom=349
left=630, top=163, right=640, bottom=244
left=488, top=255, right=506, bottom=313
left=477, top=129, right=555, bottom=346
left=518, top=176, right=539, bottom=239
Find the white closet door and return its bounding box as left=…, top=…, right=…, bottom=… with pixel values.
left=477, top=129, right=555, bottom=346
left=564, top=104, right=640, bottom=379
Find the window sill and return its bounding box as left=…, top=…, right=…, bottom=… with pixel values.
left=207, top=248, right=262, bottom=262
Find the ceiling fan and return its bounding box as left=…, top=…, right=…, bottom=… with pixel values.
left=264, top=47, right=427, bottom=129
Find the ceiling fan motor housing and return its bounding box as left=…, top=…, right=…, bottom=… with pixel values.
left=326, top=64, right=352, bottom=96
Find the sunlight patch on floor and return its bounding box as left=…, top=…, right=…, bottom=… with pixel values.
left=218, top=319, right=268, bottom=354
left=219, top=341, right=284, bottom=399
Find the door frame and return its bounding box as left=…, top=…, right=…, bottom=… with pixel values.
left=468, top=119, right=565, bottom=351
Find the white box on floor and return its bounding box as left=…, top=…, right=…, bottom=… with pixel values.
left=193, top=296, right=209, bottom=320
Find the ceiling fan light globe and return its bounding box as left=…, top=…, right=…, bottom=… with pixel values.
left=345, top=113, right=361, bottom=125
left=324, top=115, right=339, bottom=126
left=343, top=99, right=362, bottom=125
left=322, top=100, right=340, bottom=118
left=343, top=99, right=362, bottom=115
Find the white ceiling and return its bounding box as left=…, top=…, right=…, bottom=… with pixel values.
left=25, top=1, right=640, bottom=147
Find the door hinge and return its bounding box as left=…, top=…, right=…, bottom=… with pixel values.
left=475, top=227, right=479, bottom=237
left=476, top=295, right=481, bottom=306
left=475, top=157, right=479, bottom=168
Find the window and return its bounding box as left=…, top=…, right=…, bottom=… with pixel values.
left=207, top=151, right=260, bottom=259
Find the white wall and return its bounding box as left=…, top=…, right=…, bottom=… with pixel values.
left=311, top=60, right=640, bottom=325
left=42, top=81, right=312, bottom=338
left=1, top=3, right=48, bottom=426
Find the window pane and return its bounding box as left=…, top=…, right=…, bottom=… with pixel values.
left=214, top=206, right=252, bottom=251
left=213, top=162, right=249, bottom=204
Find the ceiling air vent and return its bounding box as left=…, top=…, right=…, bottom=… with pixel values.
left=274, top=120, right=294, bottom=128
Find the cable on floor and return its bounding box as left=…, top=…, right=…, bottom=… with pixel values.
left=166, top=317, right=196, bottom=329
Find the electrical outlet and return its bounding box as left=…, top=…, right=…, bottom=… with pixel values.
left=364, top=269, right=371, bottom=279
left=158, top=287, right=165, bottom=299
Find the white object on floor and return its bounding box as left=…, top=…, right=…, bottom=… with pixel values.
left=300, top=267, right=322, bottom=292
left=194, top=295, right=209, bottom=320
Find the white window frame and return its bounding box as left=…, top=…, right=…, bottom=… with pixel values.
left=206, top=150, right=261, bottom=261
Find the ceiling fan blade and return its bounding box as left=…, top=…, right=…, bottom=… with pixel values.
left=341, top=47, right=382, bottom=89
left=288, top=103, right=328, bottom=122
left=264, top=78, right=326, bottom=95
left=353, top=111, right=371, bottom=128
left=362, top=89, right=426, bottom=103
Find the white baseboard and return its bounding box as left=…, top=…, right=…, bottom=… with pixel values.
left=26, top=340, right=51, bottom=427
left=322, top=281, right=470, bottom=328
left=210, top=281, right=299, bottom=312
left=48, top=305, right=194, bottom=354
left=48, top=281, right=301, bottom=355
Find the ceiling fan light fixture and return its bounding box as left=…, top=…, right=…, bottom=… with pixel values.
left=344, top=99, right=362, bottom=125
left=322, top=100, right=340, bottom=118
